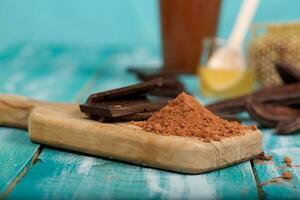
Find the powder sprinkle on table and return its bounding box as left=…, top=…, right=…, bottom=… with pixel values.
left=256, top=152, right=273, bottom=161
left=284, top=156, right=292, bottom=164
left=282, top=171, right=292, bottom=179
left=135, top=92, right=255, bottom=142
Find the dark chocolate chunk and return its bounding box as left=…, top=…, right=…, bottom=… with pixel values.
left=80, top=78, right=188, bottom=122
left=148, top=88, right=185, bottom=98
left=101, top=112, right=154, bottom=122
left=148, top=78, right=187, bottom=97
left=80, top=99, right=168, bottom=118
left=128, top=68, right=188, bottom=97
left=87, top=78, right=163, bottom=103
left=128, top=67, right=186, bottom=81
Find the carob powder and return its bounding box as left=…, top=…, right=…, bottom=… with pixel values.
left=135, top=92, right=256, bottom=142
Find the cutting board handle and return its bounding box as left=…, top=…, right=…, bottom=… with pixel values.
left=0, top=94, right=76, bottom=129
left=0, top=94, right=44, bottom=128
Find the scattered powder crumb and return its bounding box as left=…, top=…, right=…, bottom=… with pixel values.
left=261, top=177, right=283, bottom=186
left=284, top=156, right=292, bottom=166
left=256, top=152, right=272, bottom=161
left=282, top=171, right=292, bottom=179
left=134, top=92, right=252, bottom=142
left=262, top=173, right=293, bottom=186
left=249, top=125, right=258, bottom=130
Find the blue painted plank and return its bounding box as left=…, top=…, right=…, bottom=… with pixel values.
left=0, top=44, right=104, bottom=196
left=0, top=128, right=38, bottom=193
left=9, top=53, right=259, bottom=199
left=253, top=128, right=300, bottom=200
left=9, top=148, right=259, bottom=200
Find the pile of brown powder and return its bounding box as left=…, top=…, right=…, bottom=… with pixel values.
left=135, top=92, right=256, bottom=142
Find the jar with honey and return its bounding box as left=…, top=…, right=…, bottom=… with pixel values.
left=198, top=37, right=256, bottom=98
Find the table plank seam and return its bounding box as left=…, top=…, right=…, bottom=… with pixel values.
left=251, top=160, right=264, bottom=200
left=1, top=145, right=42, bottom=199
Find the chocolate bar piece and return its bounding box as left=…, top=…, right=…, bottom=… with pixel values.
left=128, top=67, right=186, bottom=81
left=80, top=99, right=168, bottom=118
left=80, top=78, right=180, bottom=122
left=128, top=68, right=188, bottom=97
left=147, top=78, right=185, bottom=97
left=149, top=88, right=185, bottom=98
left=100, top=112, right=154, bottom=122
left=87, top=78, right=163, bottom=103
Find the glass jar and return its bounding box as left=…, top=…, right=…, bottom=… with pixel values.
left=197, top=37, right=255, bottom=98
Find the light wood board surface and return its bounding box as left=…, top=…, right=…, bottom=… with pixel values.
left=27, top=105, right=262, bottom=174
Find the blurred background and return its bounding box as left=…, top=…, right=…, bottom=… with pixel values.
left=2, top=0, right=300, bottom=100
left=1, top=0, right=300, bottom=52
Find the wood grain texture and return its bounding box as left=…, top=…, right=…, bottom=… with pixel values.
left=0, top=94, right=77, bottom=128
left=0, top=44, right=104, bottom=196
left=8, top=59, right=261, bottom=199
left=0, top=128, right=39, bottom=194
left=252, top=128, right=300, bottom=199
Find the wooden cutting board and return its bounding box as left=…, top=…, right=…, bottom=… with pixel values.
left=0, top=94, right=262, bottom=174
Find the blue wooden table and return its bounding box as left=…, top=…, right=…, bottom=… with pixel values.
left=0, top=44, right=299, bottom=199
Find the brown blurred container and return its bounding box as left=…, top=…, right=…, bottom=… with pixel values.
left=160, top=0, right=221, bottom=73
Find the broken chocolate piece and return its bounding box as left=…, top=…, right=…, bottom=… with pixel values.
left=245, top=99, right=300, bottom=127
left=276, top=118, right=300, bottom=135
left=149, top=87, right=186, bottom=98
left=275, top=62, right=300, bottom=84
left=80, top=99, right=168, bottom=118
left=148, top=78, right=187, bottom=98
left=128, top=68, right=188, bottom=97
left=128, top=67, right=186, bottom=81
left=87, top=78, right=163, bottom=103
left=80, top=79, right=178, bottom=122
left=101, top=112, right=154, bottom=122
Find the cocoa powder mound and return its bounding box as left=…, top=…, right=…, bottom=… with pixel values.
left=135, top=92, right=254, bottom=142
